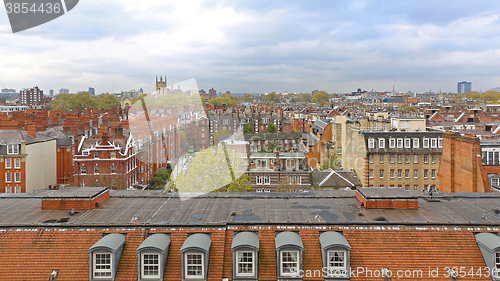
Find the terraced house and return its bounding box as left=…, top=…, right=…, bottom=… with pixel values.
left=1, top=187, right=500, bottom=280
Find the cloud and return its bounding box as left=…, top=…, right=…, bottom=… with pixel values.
left=0, top=0, right=499, bottom=93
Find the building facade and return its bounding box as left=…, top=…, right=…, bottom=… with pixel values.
left=458, top=81, right=472, bottom=94
left=20, top=86, right=44, bottom=105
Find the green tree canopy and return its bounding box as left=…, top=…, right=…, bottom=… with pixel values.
left=264, top=92, right=280, bottom=103
left=266, top=122, right=277, bottom=133
left=241, top=93, right=253, bottom=102
left=300, top=93, right=312, bottom=102
left=149, top=166, right=172, bottom=189
left=49, top=91, right=120, bottom=111
left=243, top=122, right=255, bottom=134
left=206, top=96, right=237, bottom=107
left=311, top=91, right=330, bottom=103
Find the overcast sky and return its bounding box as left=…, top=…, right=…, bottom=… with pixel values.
left=1, top=0, right=500, bottom=95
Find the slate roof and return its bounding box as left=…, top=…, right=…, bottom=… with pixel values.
left=0, top=189, right=499, bottom=280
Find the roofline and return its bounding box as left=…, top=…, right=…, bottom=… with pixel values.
left=5, top=221, right=500, bottom=228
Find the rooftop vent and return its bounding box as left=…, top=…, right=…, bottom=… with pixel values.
left=356, top=188, right=418, bottom=209
left=41, top=187, right=110, bottom=210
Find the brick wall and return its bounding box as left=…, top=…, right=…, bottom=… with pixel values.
left=356, top=190, right=418, bottom=209
left=41, top=189, right=110, bottom=210
left=438, top=132, right=488, bottom=192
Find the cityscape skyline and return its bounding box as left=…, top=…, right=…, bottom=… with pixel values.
left=1, top=1, right=500, bottom=94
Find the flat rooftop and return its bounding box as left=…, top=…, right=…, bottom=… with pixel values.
left=1, top=189, right=500, bottom=227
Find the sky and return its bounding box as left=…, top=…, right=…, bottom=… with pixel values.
left=1, top=0, right=500, bottom=95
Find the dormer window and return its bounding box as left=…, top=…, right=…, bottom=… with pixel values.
left=404, top=138, right=411, bottom=148
left=275, top=231, right=303, bottom=279
left=397, top=138, right=403, bottom=148
left=413, top=138, right=419, bottom=148
left=7, top=144, right=19, bottom=155
left=319, top=231, right=351, bottom=279
left=378, top=138, right=385, bottom=149
left=475, top=233, right=500, bottom=280
left=389, top=139, right=395, bottom=148
left=136, top=233, right=171, bottom=281
left=367, top=138, right=375, bottom=149
left=88, top=233, right=126, bottom=281
left=232, top=232, right=259, bottom=280
left=180, top=233, right=211, bottom=280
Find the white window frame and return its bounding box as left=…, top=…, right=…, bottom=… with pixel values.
left=368, top=155, right=373, bottom=164
left=288, top=175, right=301, bottom=185
left=405, top=170, right=410, bottom=179
left=95, top=164, right=100, bottom=175
left=390, top=155, right=395, bottom=164
left=280, top=250, right=299, bottom=277
left=492, top=178, right=500, bottom=186
left=235, top=251, right=255, bottom=277
left=423, top=138, right=429, bottom=148
left=141, top=253, right=160, bottom=279
left=424, top=155, right=429, bottom=164
left=397, top=154, right=402, bottom=164
left=431, top=138, right=437, bottom=148
left=414, top=170, right=418, bottom=179
left=390, top=170, right=395, bottom=178
left=438, top=138, right=443, bottom=148
left=14, top=186, right=21, bottom=193
left=414, top=154, right=418, bottom=164
left=185, top=253, right=204, bottom=279
left=81, top=165, right=86, bottom=174
left=431, top=169, right=436, bottom=179
left=94, top=151, right=100, bottom=159
left=397, top=170, right=402, bottom=178
left=431, top=155, right=436, bottom=164
left=389, top=139, right=395, bottom=148
left=405, top=154, right=410, bottom=164
left=368, top=138, right=375, bottom=149
left=380, top=169, right=384, bottom=179
left=5, top=186, right=11, bottom=193
left=404, top=138, right=411, bottom=148
left=424, top=170, right=429, bottom=179
left=413, top=138, right=419, bottom=148
left=397, top=138, right=403, bottom=148
left=5, top=172, right=11, bottom=183
left=378, top=138, right=385, bottom=148
left=5, top=158, right=11, bottom=169
left=380, top=155, right=384, bottom=164
left=14, top=158, right=20, bottom=169
left=93, top=252, right=112, bottom=278
left=7, top=144, right=19, bottom=155
left=369, top=170, right=374, bottom=178
left=327, top=250, right=347, bottom=275
left=14, top=172, right=21, bottom=183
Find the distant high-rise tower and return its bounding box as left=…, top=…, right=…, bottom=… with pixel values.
left=20, top=86, right=43, bottom=105
left=59, top=88, right=69, bottom=94
left=89, top=87, right=95, bottom=96
left=209, top=88, right=216, bottom=98
left=49, top=89, right=54, bottom=97
left=457, top=81, right=471, bottom=94
left=156, top=75, right=167, bottom=96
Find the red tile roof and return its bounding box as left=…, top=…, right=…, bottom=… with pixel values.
left=0, top=226, right=493, bottom=280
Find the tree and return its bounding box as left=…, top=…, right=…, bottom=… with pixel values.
left=319, top=154, right=340, bottom=171
left=98, top=94, right=120, bottom=109
left=266, top=122, right=277, bottom=133
left=149, top=167, right=172, bottom=189
left=214, top=173, right=252, bottom=192
left=243, top=122, right=255, bottom=134
left=241, top=93, right=253, bottom=102
left=300, top=93, right=312, bottom=102
left=311, top=91, right=330, bottom=103
left=174, top=145, right=247, bottom=193
left=264, top=92, right=280, bottom=103
left=320, top=100, right=327, bottom=107
left=206, top=96, right=237, bottom=107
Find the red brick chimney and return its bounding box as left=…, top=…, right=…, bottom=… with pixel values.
left=356, top=188, right=418, bottom=209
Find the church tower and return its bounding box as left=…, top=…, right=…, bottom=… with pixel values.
left=156, top=75, right=167, bottom=96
